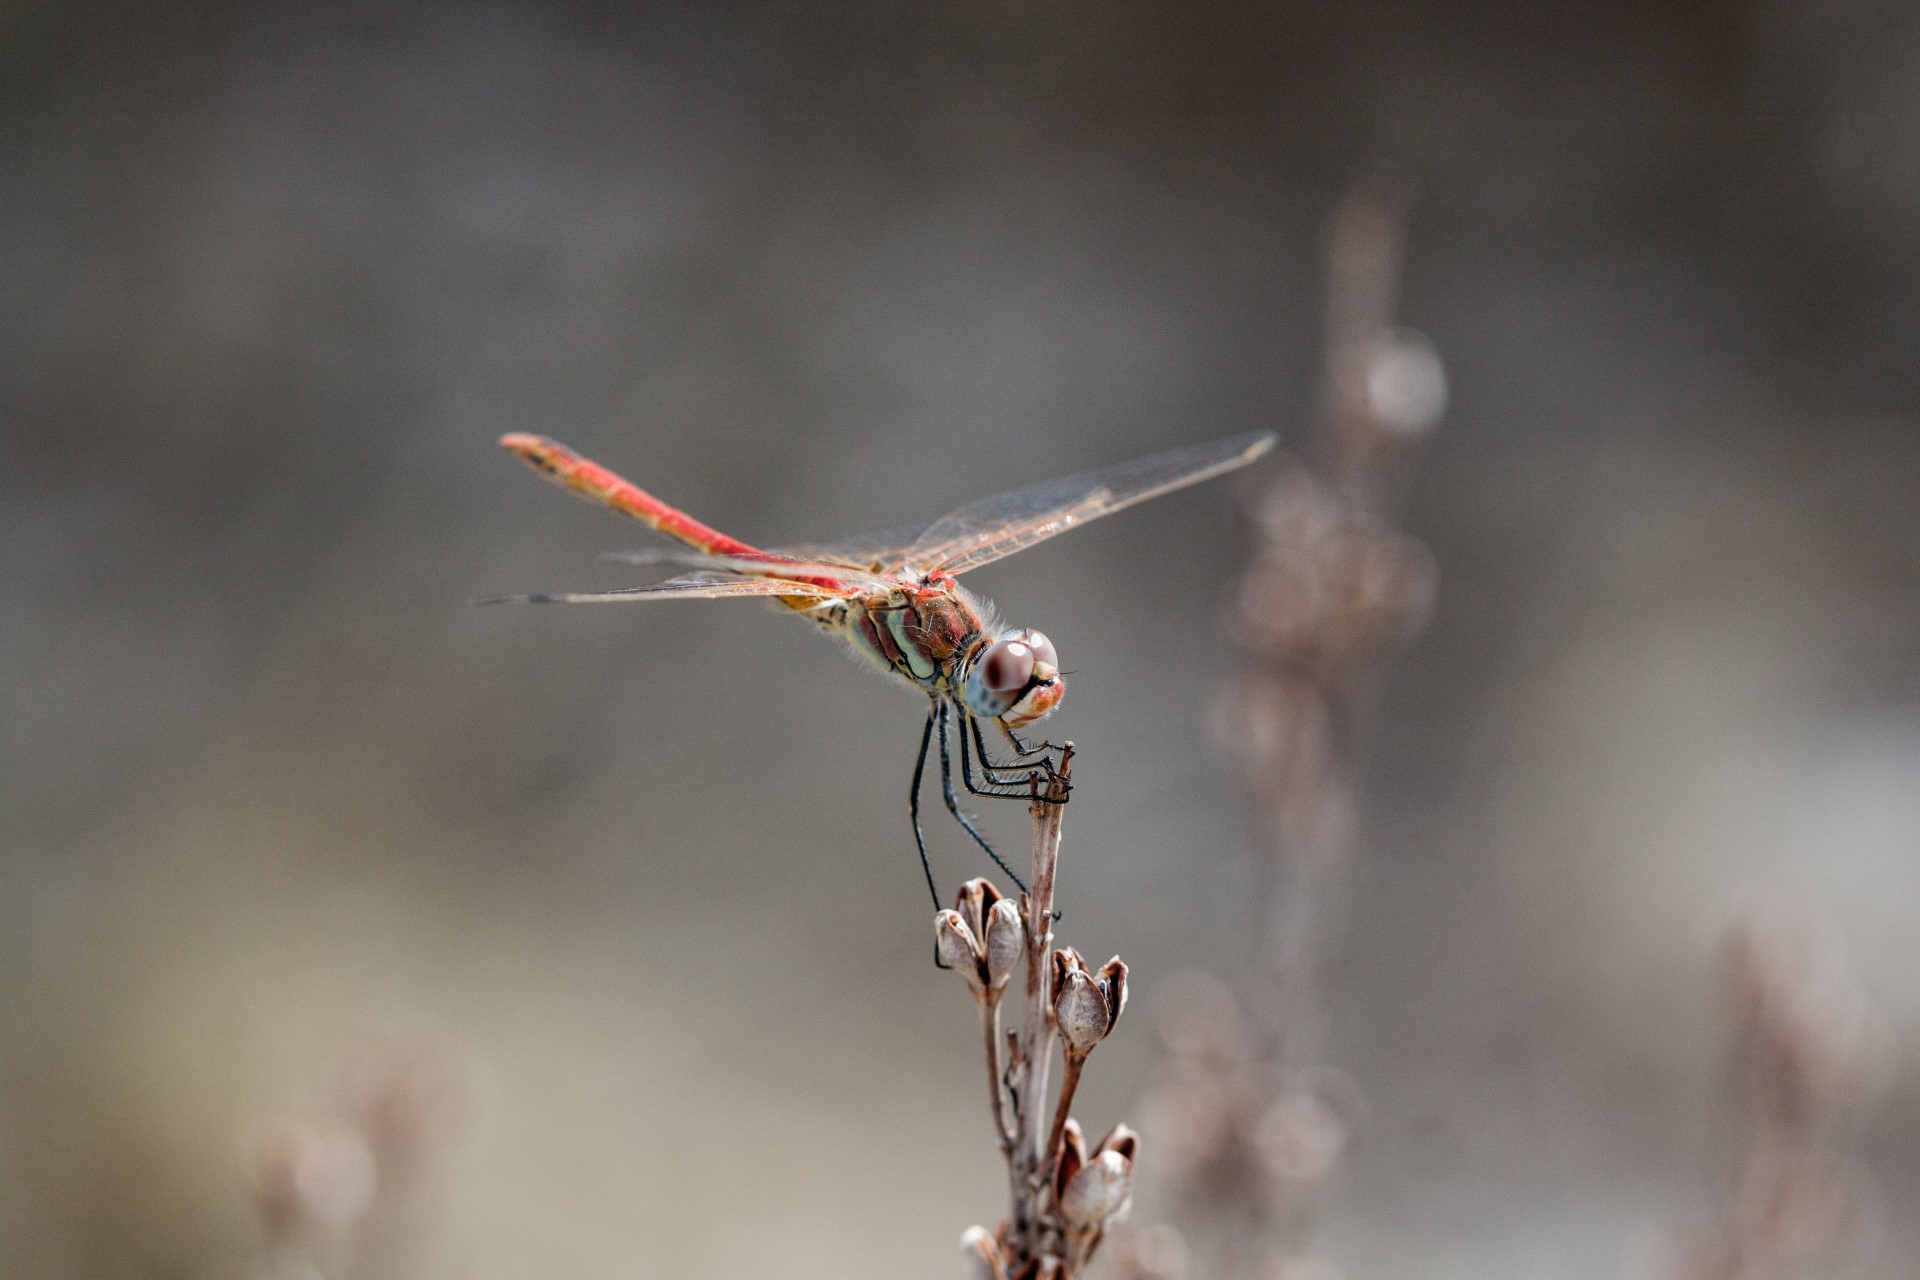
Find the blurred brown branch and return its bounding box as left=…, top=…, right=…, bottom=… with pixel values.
left=246, top=1049, right=467, bottom=1280
left=1126, top=187, right=1444, bottom=1280
left=1656, top=903, right=1882, bottom=1280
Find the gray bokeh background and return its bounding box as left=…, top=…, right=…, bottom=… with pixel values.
left=5, top=3, right=1918, bottom=1276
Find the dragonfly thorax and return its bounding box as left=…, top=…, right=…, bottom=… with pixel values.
left=826, top=579, right=1065, bottom=727
left=828, top=579, right=985, bottom=694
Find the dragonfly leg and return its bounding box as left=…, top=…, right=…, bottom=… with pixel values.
left=938, top=702, right=1030, bottom=893
left=1004, top=726, right=1068, bottom=758
left=968, top=714, right=1049, bottom=786
left=960, top=710, right=1050, bottom=797
left=970, top=714, right=1071, bottom=802
left=910, top=705, right=950, bottom=971
left=959, top=718, right=1064, bottom=923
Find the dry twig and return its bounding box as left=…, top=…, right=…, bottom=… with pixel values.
left=942, top=747, right=1141, bottom=1280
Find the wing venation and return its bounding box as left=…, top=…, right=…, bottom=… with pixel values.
left=907, top=430, right=1276, bottom=574
left=478, top=572, right=841, bottom=606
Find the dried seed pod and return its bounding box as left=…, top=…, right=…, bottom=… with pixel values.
left=983, top=897, right=1024, bottom=989
left=937, top=909, right=982, bottom=975
left=941, top=879, right=1022, bottom=995
left=955, top=878, right=1005, bottom=937
left=1052, top=1117, right=1088, bottom=1204
left=1056, top=971, right=1107, bottom=1052
left=1061, top=1149, right=1135, bottom=1226
left=961, top=1225, right=1010, bottom=1280
left=1052, top=949, right=1128, bottom=1054
left=1094, top=1123, right=1139, bottom=1164
left=1096, top=957, right=1129, bottom=1028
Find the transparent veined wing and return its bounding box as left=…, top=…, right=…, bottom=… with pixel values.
left=906, top=430, right=1276, bottom=575
left=478, top=572, right=847, bottom=606
left=768, top=522, right=940, bottom=575
left=599, top=548, right=891, bottom=591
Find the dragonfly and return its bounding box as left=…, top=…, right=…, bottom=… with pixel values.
left=486, top=428, right=1275, bottom=909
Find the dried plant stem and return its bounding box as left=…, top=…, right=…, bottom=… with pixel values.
left=981, top=997, right=1015, bottom=1151
left=1009, top=745, right=1071, bottom=1246
left=950, top=742, right=1133, bottom=1279
left=1064, top=1217, right=1107, bottom=1276
left=1043, top=1051, right=1088, bottom=1190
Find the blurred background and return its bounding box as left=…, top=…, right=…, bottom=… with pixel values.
left=4, top=2, right=1918, bottom=1276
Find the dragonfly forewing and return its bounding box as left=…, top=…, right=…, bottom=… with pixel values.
left=768, top=521, right=942, bottom=575
left=601, top=547, right=889, bottom=591
left=906, top=430, right=1276, bottom=575
left=479, top=573, right=844, bottom=605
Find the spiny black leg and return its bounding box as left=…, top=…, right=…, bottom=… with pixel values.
left=966, top=714, right=1045, bottom=787
left=970, top=714, right=1069, bottom=802
left=960, top=709, right=1048, bottom=798
left=939, top=702, right=1030, bottom=892
left=1001, top=721, right=1071, bottom=768
left=977, top=715, right=1057, bottom=776
left=961, top=715, right=1065, bottom=923
left=909, top=704, right=946, bottom=921
left=1004, top=726, right=1066, bottom=757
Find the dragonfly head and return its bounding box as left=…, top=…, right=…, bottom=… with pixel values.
left=962, top=629, right=1065, bottom=728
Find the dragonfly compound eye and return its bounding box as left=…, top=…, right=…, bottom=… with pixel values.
left=1023, top=630, right=1058, bottom=672
left=978, top=639, right=1036, bottom=694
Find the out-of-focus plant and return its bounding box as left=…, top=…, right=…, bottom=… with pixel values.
left=1654, top=902, right=1882, bottom=1280
left=246, top=1049, right=467, bottom=1280
left=1120, top=189, right=1445, bottom=1280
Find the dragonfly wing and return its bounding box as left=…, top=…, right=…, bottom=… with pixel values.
left=768, top=521, right=939, bottom=575
left=906, top=430, right=1276, bottom=575
left=600, top=548, right=889, bottom=590
left=478, top=572, right=845, bottom=605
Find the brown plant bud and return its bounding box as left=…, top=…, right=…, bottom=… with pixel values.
left=954, top=877, right=1003, bottom=935
left=1094, top=1122, right=1140, bottom=1164
left=937, top=909, right=982, bottom=974
left=1053, top=1117, right=1088, bottom=1203
left=984, top=897, right=1024, bottom=988
left=940, top=879, right=1024, bottom=995
left=1012, top=1257, right=1069, bottom=1280
left=1061, top=1149, right=1134, bottom=1227
left=1052, top=949, right=1128, bottom=1054
left=961, top=1225, right=1010, bottom=1280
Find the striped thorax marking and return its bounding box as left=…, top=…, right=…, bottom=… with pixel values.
left=833, top=576, right=989, bottom=695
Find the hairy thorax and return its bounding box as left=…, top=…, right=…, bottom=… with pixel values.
left=818, top=574, right=989, bottom=695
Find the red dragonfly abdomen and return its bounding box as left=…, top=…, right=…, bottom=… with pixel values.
left=502, top=434, right=758, bottom=557
left=500, top=433, right=849, bottom=594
